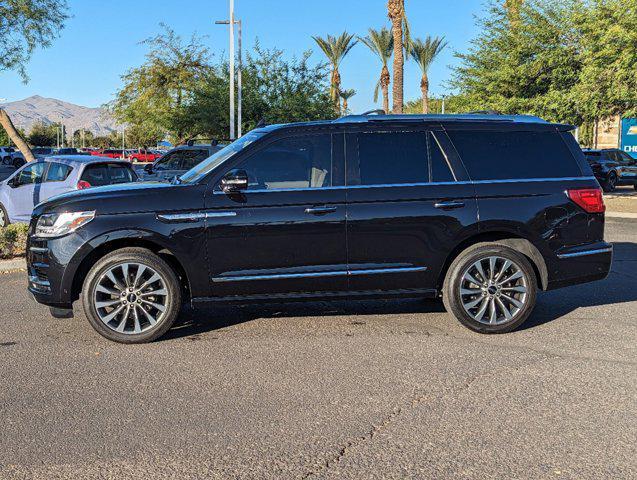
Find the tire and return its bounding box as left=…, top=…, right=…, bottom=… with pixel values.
left=0, top=203, right=9, bottom=228
left=82, top=248, right=182, bottom=343
left=443, top=243, right=538, bottom=334
left=602, top=172, right=617, bottom=192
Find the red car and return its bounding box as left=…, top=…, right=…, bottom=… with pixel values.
left=90, top=149, right=126, bottom=159
left=127, top=148, right=162, bottom=163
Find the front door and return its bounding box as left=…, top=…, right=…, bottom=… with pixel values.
left=7, top=161, right=47, bottom=222
left=345, top=128, right=478, bottom=295
left=204, top=132, right=347, bottom=299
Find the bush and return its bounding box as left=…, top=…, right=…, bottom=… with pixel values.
left=0, top=223, right=29, bottom=259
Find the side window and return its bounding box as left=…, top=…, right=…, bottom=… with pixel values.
left=81, top=164, right=110, bottom=186
left=428, top=132, right=455, bottom=182
left=17, top=162, right=46, bottom=185
left=356, top=131, right=427, bottom=185
left=447, top=130, right=582, bottom=181
left=155, top=151, right=185, bottom=170
left=232, top=134, right=332, bottom=190
left=108, top=164, right=135, bottom=184
left=45, top=163, right=73, bottom=182
left=180, top=149, right=210, bottom=170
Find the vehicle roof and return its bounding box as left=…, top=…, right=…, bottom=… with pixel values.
left=252, top=113, right=574, bottom=134
left=39, top=155, right=133, bottom=166
left=171, top=144, right=220, bottom=151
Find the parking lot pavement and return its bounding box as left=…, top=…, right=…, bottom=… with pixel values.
left=0, top=219, right=635, bottom=479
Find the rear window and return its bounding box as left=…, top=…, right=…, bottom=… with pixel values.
left=447, top=130, right=581, bottom=180
left=81, top=164, right=135, bottom=186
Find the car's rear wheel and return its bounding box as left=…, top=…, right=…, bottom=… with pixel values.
left=602, top=171, right=618, bottom=192
left=0, top=203, right=9, bottom=228
left=443, top=244, right=538, bottom=333
left=82, top=248, right=182, bottom=343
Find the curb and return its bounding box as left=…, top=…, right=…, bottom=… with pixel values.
left=606, top=211, right=637, bottom=219
left=0, top=258, right=26, bottom=274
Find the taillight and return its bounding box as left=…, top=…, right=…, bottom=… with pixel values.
left=77, top=180, right=91, bottom=190
left=567, top=188, right=605, bottom=213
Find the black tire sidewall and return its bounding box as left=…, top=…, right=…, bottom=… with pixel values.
left=82, top=248, right=182, bottom=344
left=443, top=244, right=538, bottom=334
left=0, top=203, right=8, bottom=228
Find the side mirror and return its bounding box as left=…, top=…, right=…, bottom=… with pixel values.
left=221, top=169, right=248, bottom=193
left=8, top=176, right=19, bottom=188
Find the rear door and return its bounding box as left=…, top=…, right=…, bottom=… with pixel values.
left=39, top=161, right=74, bottom=201
left=345, top=126, right=478, bottom=294
left=8, top=162, right=47, bottom=222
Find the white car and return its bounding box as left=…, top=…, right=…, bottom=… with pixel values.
left=0, top=146, right=16, bottom=164
left=0, top=156, right=138, bottom=227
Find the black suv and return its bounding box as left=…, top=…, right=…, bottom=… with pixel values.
left=27, top=114, right=612, bottom=343
left=582, top=148, right=637, bottom=192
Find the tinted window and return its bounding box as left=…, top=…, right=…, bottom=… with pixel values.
left=45, top=162, right=73, bottom=182
left=429, top=132, right=455, bottom=182
left=357, top=131, right=427, bottom=185
left=233, top=135, right=332, bottom=190
left=17, top=162, right=46, bottom=185
left=180, top=149, right=210, bottom=170
left=448, top=130, right=581, bottom=180
left=155, top=151, right=184, bottom=171
left=81, top=164, right=135, bottom=186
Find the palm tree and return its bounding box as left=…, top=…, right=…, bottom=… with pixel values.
left=359, top=28, right=393, bottom=114
left=312, top=32, right=358, bottom=112
left=410, top=36, right=447, bottom=114
left=387, top=0, right=410, bottom=113
left=339, top=89, right=356, bottom=114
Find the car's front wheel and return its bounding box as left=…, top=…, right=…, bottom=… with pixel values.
left=82, top=248, right=182, bottom=343
left=443, top=243, right=538, bottom=333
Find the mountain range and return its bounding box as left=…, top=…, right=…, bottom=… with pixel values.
left=0, top=95, right=120, bottom=136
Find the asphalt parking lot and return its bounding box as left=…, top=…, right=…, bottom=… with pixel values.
left=0, top=219, right=635, bottom=479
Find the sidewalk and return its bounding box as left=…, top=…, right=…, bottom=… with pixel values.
left=0, top=257, right=26, bottom=274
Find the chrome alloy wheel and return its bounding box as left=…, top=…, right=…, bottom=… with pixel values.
left=0, top=208, right=6, bottom=228
left=93, top=262, right=169, bottom=334
left=459, top=256, right=528, bottom=325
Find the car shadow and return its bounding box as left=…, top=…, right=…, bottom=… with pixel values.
left=162, top=242, right=637, bottom=340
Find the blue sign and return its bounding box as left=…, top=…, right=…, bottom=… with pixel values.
left=621, top=118, right=637, bottom=159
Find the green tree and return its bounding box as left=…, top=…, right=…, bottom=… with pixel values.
left=92, top=136, right=111, bottom=149
left=312, top=32, right=358, bottom=113
left=339, top=89, right=356, bottom=114
left=572, top=0, right=637, bottom=120
left=410, top=36, right=447, bottom=114
left=359, top=27, right=394, bottom=114
left=27, top=122, right=58, bottom=146
left=189, top=44, right=336, bottom=139
left=0, top=0, right=69, bottom=82
left=111, top=25, right=212, bottom=145
left=450, top=0, right=636, bottom=125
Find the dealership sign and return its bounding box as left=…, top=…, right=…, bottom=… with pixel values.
left=622, top=118, right=637, bottom=159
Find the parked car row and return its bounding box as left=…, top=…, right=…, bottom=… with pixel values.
left=1, top=147, right=90, bottom=168
left=583, top=148, right=637, bottom=192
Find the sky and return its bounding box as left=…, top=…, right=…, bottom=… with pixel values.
left=0, top=0, right=485, bottom=113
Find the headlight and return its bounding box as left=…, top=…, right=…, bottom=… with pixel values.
left=35, top=211, right=95, bottom=238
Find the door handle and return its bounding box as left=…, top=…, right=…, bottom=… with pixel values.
left=305, top=206, right=337, bottom=215
left=434, top=200, right=465, bottom=210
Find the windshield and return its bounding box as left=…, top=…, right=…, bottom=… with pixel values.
left=179, top=132, right=265, bottom=183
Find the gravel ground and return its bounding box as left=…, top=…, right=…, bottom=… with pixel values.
left=0, top=219, right=635, bottom=479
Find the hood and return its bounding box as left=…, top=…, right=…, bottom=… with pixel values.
left=33, top=181, right=205, bottom=217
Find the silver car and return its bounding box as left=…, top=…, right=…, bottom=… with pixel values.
left=0, top=156, right=137, bottom=227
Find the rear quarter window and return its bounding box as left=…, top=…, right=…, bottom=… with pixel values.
left=447, top=130, right=582, bottom=181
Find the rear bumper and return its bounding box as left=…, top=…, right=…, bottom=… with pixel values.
left=547, top=242, right=613, bottom=290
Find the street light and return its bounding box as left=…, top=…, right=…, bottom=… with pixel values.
left=216, top=0, right=243, bottom=139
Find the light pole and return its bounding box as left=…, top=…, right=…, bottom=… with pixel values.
left=216, top=0, right=243, bottom=140
left=121, top=127, right=126, bottom=159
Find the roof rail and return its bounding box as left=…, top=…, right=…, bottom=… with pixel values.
left=467, top=110, right=503, bottom=115
left=361, top=109, right=386, bottom=116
